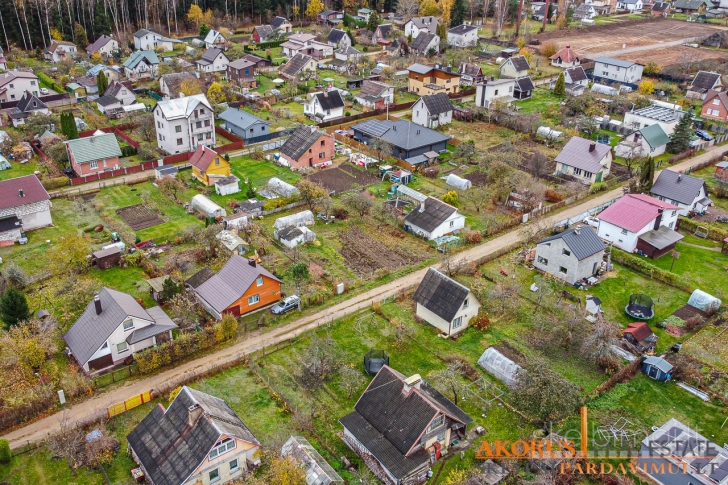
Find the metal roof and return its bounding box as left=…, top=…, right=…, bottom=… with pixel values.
left=122, top=50, right=160, bottom=69
left=538, top=226, right=606, bottom=261
left=642, top=355, right=674, bottom=373
left=155, top=94, right=212, bottom=120
left=407, top=63, right=433, bottom=75
left=598, top=194, right=680, bottom=232
left=218, top=108, right=268, bottom=130
left=65, top=133, right=122, bottom=165
left=631, top=105, right=682, bottom=123
left=281, top=436, right=344, bottom=484
left=555, top=136, right=611, bottom=174
left=650, top=170, right=706, bottom=205
left=639, top=123, right=671, bottom=149
left=351, top=119, right=450, bottom=150
left=594, top=56, right=638, bottom=68
left=638, top=225, right=684, bottom=250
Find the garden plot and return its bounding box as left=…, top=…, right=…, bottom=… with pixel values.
left=116, top=204, right=165, bottom=231
left=683, top=326, right=728, bottom=372
left=307, top=164, right=380, bottom=194
left=338, top=226, right=430, bottom=276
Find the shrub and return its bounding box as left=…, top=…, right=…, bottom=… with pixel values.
left=345, top=111, right=351, bottom=116
left=463, top=230, right=483, bottom=243
left=37, top=72, right=64, bottom=93
left=42, top=176, right=71, bottom=190
left=685, top=315, right=704, bottom=331
left=470, top=313, right=490, bottom=330
left=656, top=320, right=668, bottom=329
left=589, top=182, right=607, bottom=194
left=544, top=188, right=563, bottom=202
left=332, top=207, right=349, bottom=220
left=0, top=439, right=10, bottom=464
left=442, top=190, right=458, bottom=206
left=423, top=167, right=440, bottom=178
left=541, top=42, right=558, bottom=57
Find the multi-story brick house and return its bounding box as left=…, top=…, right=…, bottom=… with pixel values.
left=702, top=90, right=728, bottom=121
left=278, top=125, right=335, bottom=170
left=153, top=94, right=216, bottom=154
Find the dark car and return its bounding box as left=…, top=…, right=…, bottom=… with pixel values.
left=270, top=295, right=301, bottom=315
left=695, top=129, right=713, bottom=141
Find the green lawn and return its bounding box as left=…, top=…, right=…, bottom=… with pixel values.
left=690, top=165, right=728, bottom=212
left=649, top=241, right=728, bottom=301
left=516, top=86, right=560, bottom=114
left=0, top=158, right=43, bottom=181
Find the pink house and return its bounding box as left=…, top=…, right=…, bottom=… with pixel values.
left=65, top=132, right=123, bottom=176
left=278, top=125, right=335, bottom=170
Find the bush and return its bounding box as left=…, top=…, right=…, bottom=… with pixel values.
left=541, top=42, right=558, bottom=57
left=589, top=181, right=607, bottom=194
left=678, top=216, right=728, bottom=243
left=332, top=207, right=349, bottom=220
left=463, top=230, right=483, bottom=243
left=0, top=439, right=10, bottom=464
left=41, top=176, right=71, bottom=190
left=544, top=188, right=563, bottom=202
left=470, top=313, right=490, bottom=330
left=345, top=111, right=351, bottom=116
left=685, top=315, right=704, bottom=331
left=442, top=191, right=458, bottom=206
left=423, top=167, right=440, bottom=178
left=37, top=72, right=64, bottom=93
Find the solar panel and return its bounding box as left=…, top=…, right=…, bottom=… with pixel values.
left=710, top=468, right=728, bottom=482
left=357, top=120, right=390, bottom=137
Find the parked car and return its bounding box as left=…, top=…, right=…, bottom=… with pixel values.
left=695, top=130, right=713, bottom=141
left=40, top=88, right=49, bottom=95
left=271, top=295, right=301, bottom=315
left=583, top=216, right=599, bottom=229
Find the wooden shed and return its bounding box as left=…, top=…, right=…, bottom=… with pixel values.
left=146, top=275, right=171, bottom=303
left=92, top=246, right=122, bottom=270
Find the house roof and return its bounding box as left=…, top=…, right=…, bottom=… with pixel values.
left=407, top=16, right=439, bottom=29
left=643, top=355, right=673, bottom=373
left=312, top=90, right=345, bottom=111
left=624, top=322, right=654, bottom=342
left=288, top=32, right=316, bottom=44
left=199, top=48, right=227, bottom=64
left=17, top=91, right=48, bottom=112
left=458, top=62, right=482, bottom=77
left=411, top=32, right=437, bottom=53
left=86, top=35, right=115, bottom=54
left=195, top=255, right=281, bottom=313
left=63, top=288, right=176, bottom=366
left=160, top=72, right=197, bottom=95
left=328, top=29, right=347, bottom=43
left=550, top=45, right=582, bottom=63
left=203, top=29, right=224, bottom=44
left=538, top=226, right=606, bottom=261
left=280, top=125, right=327, bottom=160
left=555, top=136, right=612, bottom=174
left=0, top=70, right=38, bottom=88
left=0, top=175, right=50, bottom=210
left=133, top=29, right=157, bottom=38
left=123, top=50, right=160, bottom=69
left=515, top=76, right=535, bottom=91
left=638, top=225, right=684, bottom=250
left=650, top=170, right=706, bottom=205
left=690, top=71, right=721, bottom=92
left=126, top=313, right=177, bottom=345
left=96, top=95, right=121, bottom=107
left=405, top=197, right=459, bottom=233
left=652, top=1, right=670, bottom=9
left=566, top=66, right=588, bottom=82
left=185, top=266, right=215, bottom=289
left=408, top=63, right=434, bottom=75
left=74, top=75, right=97, bottom=87
left=189, top=145, right=222, bottom=172
left=218, top=108, right=268, bottom=130
left=504, top=55, right=530, bottom=71
left=105, top=80, right=134, bottom=98
left=598, top=194, right=680, bottom=232
left=632, top=104, right=683, bottom=123
left=339, top=366, right=472, bottom=480
left=281, top=436, right=344, bottom=484
left=254, top=25, right=273, bottom=38
left=448, top=24, right=479, bottom=35
left=639, top=123, right=671, bottom=149
left=419, top=93, right=454, bottom=116
left=335, top=45, right=360, bottom=56
left=358, top=80, right=391, bottom=98
left=127, top=386, right=259, bottom=485
left=65, top=133, right=122, bottom=164
left=351, top=119, right=451, bottom=150
left=594, top=56, right=639, bottom=68
left=278, top=225, right=304, bottom=241
left=672, top=0, right=711, bottom=8
left=280, top=54, right=313, bottom=78
left=270, top=16, right=290, bottom=29
left=155, top=94, right=212, bottom=120
left=705, top=89, right=728, bottom=107
left=376, top=24, right=392, bottom=38
left=46, top=40, right=76, bottom=53
left=412, top=268, right=470, bottom=322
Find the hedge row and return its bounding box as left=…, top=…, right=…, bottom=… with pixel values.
left=610, top=249, right=692, bottom=293
left=41, top=176, right=71, bottom=190
left=244, top=39, right=283, bottom=50
left=37, top=72, right=64, bottom=94
left=679, top=216, right=728, bottom=243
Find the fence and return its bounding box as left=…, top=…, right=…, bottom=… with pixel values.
left=79, top=125, right=140, bottom=149
left=91, top=364, right=139, bottom=388
left=215, top=126, right=245, bottom=152
left=244, top=128, right=294, bottom=145
left=107, top=390, right=153, bottom=418
left=0, top=92, right=73, bottom=110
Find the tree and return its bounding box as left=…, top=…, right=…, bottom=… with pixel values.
left=668, top=109, right=694, bottom=154
left=581, top=319, right=619, bottom=368
left=492, top=0, right=509, bottom=36
left=199, top=23, right=211, bottom=37
left=73, top=23, right=88, bottom=48
left=0, top=287, right=30, bottom=328
left=396, top=0, right=420, bottom=21
left=367, top=10, right=381, bottom=31
left=450, top=0, right=467, bottom=27
left=207, top=82, right=225, bottom=104
left=47, top=412, right=85, bottom=470
left=0, top=439, right=10, bottom=464
left=441, top=0, right=455, bottom=26
left=346, top=29, right=356, bottom=46
left=61, top=111, right=79, bottom=140
left=160, top=276, right=183, bottom=301
left=453, top=140, right=476, bottom=163
left=344, top=190, right=374, bottom=220
left=428, top=361, right=469, bottom=405
left=339, top=364, right=366, bottom=398
left=442, top=190, right=459, bottom=207
left=459, top=184, right=490, bottom=212
left=553, top=72, right=565, bottom=96
left=246, top=452, right=307, bottom=485
left=297, top=334, right=338, bottom=387
left=638, top=80, right=655, bottom=95
left=3, top=263, right=26, bottom=289
left=158, top=175, right=186, bottom=200
left=180, top=78, right=202, bottom=96
left=639, top=157, right=655, bottom=193
left=290, top=262, right=310, bottom=296
left=621, top=145, right=643, bottom=178
left=512, top=364, right=581, bottom=424
left=295, top=179, right=328, bottom=212
left=96, top=71, right=109, bottom=94
left=369, top=137, right=393, bottom=161
left=187, top=4, right=204, bottom=27
left=168, top=293, right=201, bottom=330
left=49, top=233, right=89, bottom=276
left=219, top=313, right=239, bottom=340
left=306, top=0, right=325, bottom=20
left=527, top=150, right=549, bottom=179
left=419, top=0, right=439, bottom=15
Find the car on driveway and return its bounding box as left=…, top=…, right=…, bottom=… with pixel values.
left=695, top=130, right=713, bottom=141
left=271, top=295, right=301, bottom=315
left=40, top=88, right=49, bottom=95
left=584, top=216, right=600, bottom=229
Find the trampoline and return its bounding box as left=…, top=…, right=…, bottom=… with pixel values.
left=364, top=350, right=389, bottom=375
left=625, top=294, right=654, bottom=320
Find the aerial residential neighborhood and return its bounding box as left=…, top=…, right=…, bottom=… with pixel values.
left=1, top=3, right=728, bottom=485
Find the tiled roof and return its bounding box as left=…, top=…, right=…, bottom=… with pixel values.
left=335, top=45, right=360, bottom=56
left=419, top=92, right=453, bottom=116
left=133, top=28, right=157, bottom=38
left=0, top=70, right=38, bottom=88
left=96, top=95, right=120, bottom=107
left=705, top=89, right=728, bottom=109
left=104, top=80, right=134, bottom=98
left=550, top=45, right=582, bottom=63
left=407, top=16, right=439, bottom=29
left=0, top=175, right=49, bottom=210
left=598, top=194, right=680, bottom=232
left=375, top=24, right=392, bottom=38
left=200, top=47, right=226, bottom=63
left=280, top=125, right=326, bottom=160
left=254, top=25, right=273, bottom=38
left=16, top=91, right=47, bottom=112
left=538, top=227, right=605, bottom=261
left=188, top=145, right=220, bottom=172
left=458, top=62, right=481, bottom=77
left=358, top=80, right=391, bottom=98
left=411, top=32, right=437, bottom=52
left=566, top=66, right=587, bottom=82
left=555, top=136, right=612, bottom=174
left=218, top=108, right=268, bottom=130
left=160, top=72, right=197, bottom=95
left=650, top=169, right=706, bottom=205
left=405, top=197, right=458, bottom=232
left=691, top=71, right=721, bottom=92
left=412, top=268, right=470, bottom=321
left=65, top=133, right=122, bottom=164
left=652, top=1, right=670, bottom=10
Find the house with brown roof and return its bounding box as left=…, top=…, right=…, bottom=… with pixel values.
left=458, top=62, right=484, bottom=86
left=0, top=175, right=52, bottom=241
left=549, top=45, right=582, bottom=68
left=688, top=71, right=723, bottom=100
left=407, top=63, right=461, bottom=95
left=622, top=322, right=657, bottom=352
left=413, top=268, right=481, bottom=336
left=279, top=53, right=316, bottom=80
left=651, top=2, right=671, bottom=15
left=554, top=136, right=613, bottom=184
left=354, top=80, right=394, bottom=109
left=702, top=89, right=728, bottom=121
left=189, top=145, right=231, bottom=186
left=44, top=40, right=77, bottom=62
left=340, top=366, right=473, bottom=485
left=193, top=255, right=282, bottom=319
left=279, top=125, right=335, bottom=170
left=86, top=34, right=119, bottom=58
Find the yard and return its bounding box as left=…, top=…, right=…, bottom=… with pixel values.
left=690, top=165, right=728, bottom=213
left=0, top=158, right=43, bottom=181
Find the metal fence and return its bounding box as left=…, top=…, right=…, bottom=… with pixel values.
left=107, top=390, right=152, bottom=418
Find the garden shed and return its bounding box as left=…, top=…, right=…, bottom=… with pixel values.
left=687, top=289, right=721, bottom=312
left=445, top=174, right=472, bottom=190
left=641, top=356, right=673, bottom=382
left=91, top=246, right=122, bottom=270
left=277, top=226, right=316, bottom=248
left=273, top=210, right=314, bottom=231
left=477, top=347, right=522, bottom=388
left=191, top=194, right=226, bottom=218
left=146, top=275, right=171, bottom=303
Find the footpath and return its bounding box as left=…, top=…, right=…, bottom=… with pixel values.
left=4, top=145, right=723, bottom=448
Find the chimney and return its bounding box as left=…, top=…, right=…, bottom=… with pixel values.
left=188, top=403, right=203, bottom=427
left=18, top=189, right=24, bottom=198
left=589, top=143, right=596, bottom=152
left=575, top=226, right=581, bottom=235
left=677, top=174, right=683, bottom=182
left=446, top=65, right=451, bottom=72
left=419, top=199, right=425, bottom=212
left=657, top=207, right=664, bottom=214
left=566, top=44, right=570, bottom=49
left=403, top=374, right=422, bottom=393
left=248, top=258, right=256, bottom=267
left=94, top=295, right=102, bottom=315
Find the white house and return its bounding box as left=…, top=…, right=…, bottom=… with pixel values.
left=354, top=80, right=394, bottom=109
left=593, top=56, right=644, bottom=85
left=404, top=197, right=465, bottom=240
left=8, top=91, right=49, bottom=127
left=153, top=93, right=216, bottom=154
left=617, top=0, right=643, bottom=11
left=196, top=48, right=230, bottom=74
left=304, top=90, right=345, bottom=122
left=475, top=78, right=516, bottom=108
left=615, top=123, right=671, bottom=159
left=500, top=55, right=530, bottom=78
left=204, top=29, right=227, bottom=49
left=327, top=29, right=351, bottom=49
left=549, top=45, right=582, bottom=68
left=412, top=93, right=454, bottom=129
left=596, top=194, right=681, bottom=253
left=133, top=29, right=162, bottom=50
left=271, top=16, right=293, bottom=33
left=412, top=268, right=481, bottom=336
left=44, top=40, right=77, bottom=62
left=0, top=175, right=52, bottom=242
left=447, top=24, right=479, bottom=47
left=554, top=137, right=613, bottom=184
left=405, top=17, right=439, bottom=38
left=103, top=80, right=137, bottom=106
left=623, top=103, right=684, bottom=135
left=410, top=32, right=440, bottom=55
left=63, top=288, right=177, bottom=372
left=650, top=170, right=711, bottom=216
left=122, top=50, right=160, bottom=80
left=85, top=35, right=119, bottom=58
left=335, top=46, right=360, bottom=63
left=534, top=226, right=606, bottom=284
left=0, top=71, right=40, bottom=101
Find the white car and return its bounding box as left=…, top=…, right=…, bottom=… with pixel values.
left=583, top=216, right=599, bottom=229
left=40, top=88, right=49, bottom=95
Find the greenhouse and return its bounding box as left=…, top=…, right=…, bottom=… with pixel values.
left=687, top=289, right=721, bottom=312
left=477, top=347, right=522, bottom=388
left=190, top=194, right=226, bottom=218
left=266, top=177, right=299, bottom=198
left=445, top=174, right=472, bottom=190
left=273, top=210, right=314, bottom=231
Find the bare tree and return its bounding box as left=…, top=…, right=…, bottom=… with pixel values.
left=428, top=361, right=470, bottom=405
left=459, top=185, right=491, bottom=213
left=296, top=334, right=339, bottom=388
left=527, top=150, right=549, bottom=179
left=343, top=190, right=374, bottom=220
left=369, top=137, right=393, bottom=161
left=492, top=0, right=509, bottom=36
left=47, top=411, right=85, bottom=470
left=581, top=319, right=620, bottom=367
left=620, top=145, right=644, bottom=177
left=487, top=281, right=519, bottom=316
left=339, top=364, right=366, bottom=399
left=395, top=0, right=419, bottom=22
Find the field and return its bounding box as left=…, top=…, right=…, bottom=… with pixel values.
left=617, top=45, right=728, bottom=69
left=683, top=325, right=728, bottom=372
left=338, top=226, right=429, bottom=276
left=307, top=164, right=380, bottom=193
left=0, top=159, right=42, bottom=181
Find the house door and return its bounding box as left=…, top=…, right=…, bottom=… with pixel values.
left=592, top=262, right=598, bottom=274
left=648, top=366, right=658, bottom=379
left=595, top=171, right=603, bottom=183
left=88, top=353, right=114, bottom=371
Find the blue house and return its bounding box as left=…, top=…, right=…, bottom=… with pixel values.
left=351, top=119, right=450, bottom=161
left=641, top=356, right=673, bottom=382
left=218, top=108, right=270, bottom=142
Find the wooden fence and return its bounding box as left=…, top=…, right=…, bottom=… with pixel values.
left=91, top=364, right=139, bottom=388
left=107, top=390, right=152, bottom=418
left=79, top=125, right=140, bottom=148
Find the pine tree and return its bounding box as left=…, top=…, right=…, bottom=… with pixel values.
left=553, top=72, right=565, bottom=96
left=367, top=11, right=381, bottom=32
left=449, top=0, right=467, bottom=28
left=347, top=29, right=356, bottom=46
left=639, top=157, right=655, bottom=193
left=0, top=288, right=30, bottom=328
left=66, top=112, right=79, bottom=139
left=96, top=72, right=109, bottom=95
left=668, top=109, right=694, bottom=154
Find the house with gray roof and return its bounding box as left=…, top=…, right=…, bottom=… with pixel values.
left=128, top=386, right=261, bottom=485
left=687, top=71, right=723, bottom=100
left=65, top=132, right=123, bottom=176
left=8, top=91, right=48, bottom=127
left=671, top=0, right=712, bottom=11
left=253, top=25, right=274, bottom=43
left=86, top=34, right=119, bottom=57
left=554, top=136, right=613, bottom=184
left=351, top=119, right=451, bottom=160
left=303, top=90, right=345, bottom=122
left=650, top=170, right=711, bottom=216
left=372, top=23, right=393, bottom=44
left=193, top=255, right=282, bottom=319
left=593, top=56, right=643, bottom=85
left=279, top=53, right=316, bottom=80
left=404, top=16, right=439, bottom=38
left=404, top=196, right=465, bottom=240
left=534, top=226, right=606, bottom=284
left=279, top=125, right=335, bottom=169
left=327, top=29, right=351, bottom=49
left=412, top=268, right=481, bottom=336
left=410, top=31, right=440, bottom=54
left=615, top=123, right=671, bottom=159
left=196, top=48, right=230, bottom=74
left=447, top=24, right=479, bottom=47
left=281, top=436, right=343, bottom=485
left=218, top=108, right=270, bottom=141
left=500, top=55, right=530, bottom=79
left=355, top=80, right=394, bottom=109
left=123, top=50, right=160, bottom=80
left=412, top=93, right=454, bottom=128
left=63, top=288, right=177, bottom=372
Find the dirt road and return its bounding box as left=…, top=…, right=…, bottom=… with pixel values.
left=4, top=146, right=723, bottom=448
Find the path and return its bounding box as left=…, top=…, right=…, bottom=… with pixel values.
left=3, top=145, right=723, bottom=449
left=680, top=241, right=722, bottom=252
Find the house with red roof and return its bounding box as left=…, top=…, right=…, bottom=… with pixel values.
left=189, top=145, right=231, bottom=186
left=0, top=175, right=52, bottom=242
left=596, top=194, right=682, bottom=258
left=549, top=45, right=582, bottom=68
left=623, top=322, right=657, bottom=352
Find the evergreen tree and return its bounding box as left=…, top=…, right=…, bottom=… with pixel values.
left=553, top=72, right=565, bottom=96
left=639, top=157, right=655, bottom=193
left=347, top=29, right=356, bottom=46
left=92, top=1, right=112, bottom=37
left=96, top=72, right=109, bottom=95
left=449, top=0, right=467, bottom=28
left=199, top=23, right=211, bottom=37
left=436, top=22, right=447, bottom=39
left=0, top=288, right=30, bottom=328
left=668, top=109, right=694, bottom=154
left=368, top=11, right=381, bottom=32
left=66, top=112, right=79, bottom=139
left=160, top=277, right=183, bottom=302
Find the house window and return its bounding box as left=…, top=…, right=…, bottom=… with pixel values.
left=256, top=277, right=263, bottom=287
left=204, top=120, right=210, bottom=127
left=428, top=415, right=445, bottom=432
left=175, top=125, right=181, bottom=133
left=90, top=160, right=98, bottom=169
left=248, top=294, right=260, bottom=305
left=117, top=342, right=128, bottom=353
left=714, top=99, right=720, bottom=105
left=494, top=89, right=499, bottom=95
left=559, top=266, right=568, bottom=274
left=177, top=138, right=183, bottom=145
left=8, top=83, right=13, bottom=88
left=537, top=256, right=548, bottom=265
left=319, top=152, right=325, bottom=158
left=463, top=298, right=469, bottom=309
left=206, top=132, right=211, bottom=139
left=215, top=157, right=220, bottom=165
left=123, top=320, right=134, bottom=330
left=509, top=86, right=513, bottom=93
left=562, top=248, right=571, bottom=256
left=196, top=121, right=202, bottom=129
left=453, top=316, right=463, bottom=328
left=230, top=459, right=239, bottom=473
left=574, top=168, right=583, bottom=176
left=199, top=108, right=205, bottom=115
left=209, top=438, right=236, bottom=460
left=198, top=134, right=204, bottom=141
left=209, top=469, right=220, bottom=483
left=671, top=210, right=676, bottom=216
left=669, top=222, right=674, bottom=229
left=321, top=140, right=325, bottom=146
left=621, top=229, right=628, bottom=235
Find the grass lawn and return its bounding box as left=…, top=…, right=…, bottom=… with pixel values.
left=516, top=86, right=560, bottom=114
left=690, top=165, right=728, bottom=212
left=649, top=241, right=728, bottom=301
left=0, top=158, right=43, bottom=181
